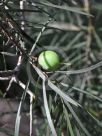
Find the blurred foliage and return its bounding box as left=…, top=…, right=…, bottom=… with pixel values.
left=0, top=0, right=102, bottom=136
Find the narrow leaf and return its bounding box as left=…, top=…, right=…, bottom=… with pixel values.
left=64, top=101, right=91, bottom=136
left=38, top=2, right=93, bottom=16
left=14, top=80, right=30, bottom=136
left=63, top=104, right=75, bottom=136
left=42, top=80, right=57, bottom=136
left=31, top=63, right=80, bottom=107
left=56, top=61, right=102, bottom=75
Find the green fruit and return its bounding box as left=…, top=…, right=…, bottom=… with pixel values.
left=38, top=50, right=60, bottom=70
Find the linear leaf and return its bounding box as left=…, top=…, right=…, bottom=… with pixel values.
left=63, top=104, right=75, bottom=136
left=56, top=61, right=102, bottom=75
left=64, top=101, right=91, bottom=136
left=38, top=2, right=93, bottom=16
left=14, top=80, right=30, bottom=136
left=31, top=63, right=80, bottom=106
left=42, top=80, right=57, bottom=136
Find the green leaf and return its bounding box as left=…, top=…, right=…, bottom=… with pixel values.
left=63, top=104, right=75, bottom=136
left=38, top=2, right=93, bottom=16
left=42, top=80, right=57, bottom=136
left=14, top=80, right=30, bottom=136
left=64, top=101, right=91, bottom=136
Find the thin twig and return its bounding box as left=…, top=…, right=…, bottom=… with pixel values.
left=3, top=56, right=23, bottom=97
left=13, top=78, right=35, bottom=99
left=84, top=0, right=93, bottom=86
left=0, top=76, right=11, bottom=80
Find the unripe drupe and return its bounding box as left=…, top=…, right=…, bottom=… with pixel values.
left=38, top=50, right=60, bottom=71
